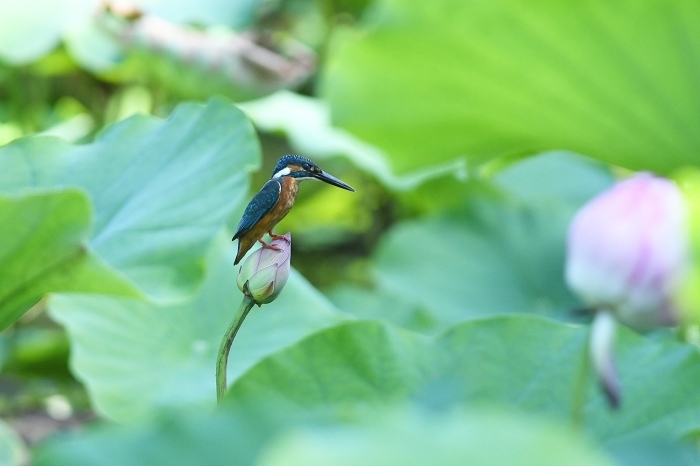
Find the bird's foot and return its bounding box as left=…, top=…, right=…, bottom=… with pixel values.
left=258, top=238, right=282, bottom=251
left=268, top=231, right=291, bottom=243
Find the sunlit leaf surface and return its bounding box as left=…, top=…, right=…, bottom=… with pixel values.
left=323, top=0, right=700, bottom=173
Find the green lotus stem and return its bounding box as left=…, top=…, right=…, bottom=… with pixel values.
left=570, top=325, right=591, bottom=428
left=216, top=295, right=255, bottom=402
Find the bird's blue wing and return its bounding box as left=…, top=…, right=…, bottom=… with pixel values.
left=232, top=180, right=281, bottom=240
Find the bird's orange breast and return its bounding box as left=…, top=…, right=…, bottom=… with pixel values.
left=250, top=176, right=299, bottom=236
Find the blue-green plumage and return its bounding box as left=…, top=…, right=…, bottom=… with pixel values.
left=233, top=180, right=281, bottom=241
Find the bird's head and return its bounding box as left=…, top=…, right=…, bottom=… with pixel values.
left=270, top=155, right=355, bottom=192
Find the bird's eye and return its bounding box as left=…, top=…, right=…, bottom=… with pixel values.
left=302, top=163, right=311, bottom=170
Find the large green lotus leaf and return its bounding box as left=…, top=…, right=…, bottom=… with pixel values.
left=223, top=319, right=570, bottom=411
left=48, top=235, right=348, bottom=422
left=33, top=407, right=612, bottom=466
left=0, top=0, right=97, bottom=64
left=372, top=198, right=581, bottom=328
left=224, top=317, right=700, bottom=451
left=0, top=98, right=260, bottom=301
left=322, top=0, right=700, bottom=174
left=0, top=190, right=137, bottom=331
left=225, top=321, right=434, bottom=410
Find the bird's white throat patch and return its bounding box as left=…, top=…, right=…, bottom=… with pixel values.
left=272, top=167, right=291, bottom=179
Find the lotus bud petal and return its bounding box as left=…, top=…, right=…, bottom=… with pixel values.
left=565, top=173, right=689, bottom=330
left=237, top=233, right=291, bottom=305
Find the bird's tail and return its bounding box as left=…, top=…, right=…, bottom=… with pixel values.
left=233, top=240, right=244, bottom=265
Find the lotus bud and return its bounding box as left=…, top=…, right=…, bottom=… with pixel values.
left=236, top=233, right=291, bottom=305
left=565, top=173, right=689, bottom=330
left=565, top=173, right=689, bottom=408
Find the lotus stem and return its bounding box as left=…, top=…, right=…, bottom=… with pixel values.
left=216, top=295, right=255, bottom=402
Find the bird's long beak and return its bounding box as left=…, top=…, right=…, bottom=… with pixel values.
left=314, top=170, right=355, bottom=192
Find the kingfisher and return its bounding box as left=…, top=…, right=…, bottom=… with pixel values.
left=232, top=154, right=355, bottom=265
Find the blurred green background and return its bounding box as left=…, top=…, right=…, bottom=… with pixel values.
left=2, top=0, right=700, bottom=464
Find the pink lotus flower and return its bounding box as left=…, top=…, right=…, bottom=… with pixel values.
left=236, top=233, right=291, bottom=305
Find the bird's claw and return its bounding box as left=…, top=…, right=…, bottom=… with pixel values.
left=258, top=238, right=283, bottom=251
left=268, top=232, right=291, bottom=243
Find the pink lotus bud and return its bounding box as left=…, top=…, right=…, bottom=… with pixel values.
left=565, top=173, right=689, bottom=330
left=566, top=173, right=690, bottom=408
left=236, top=233, right=291, bottom=305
